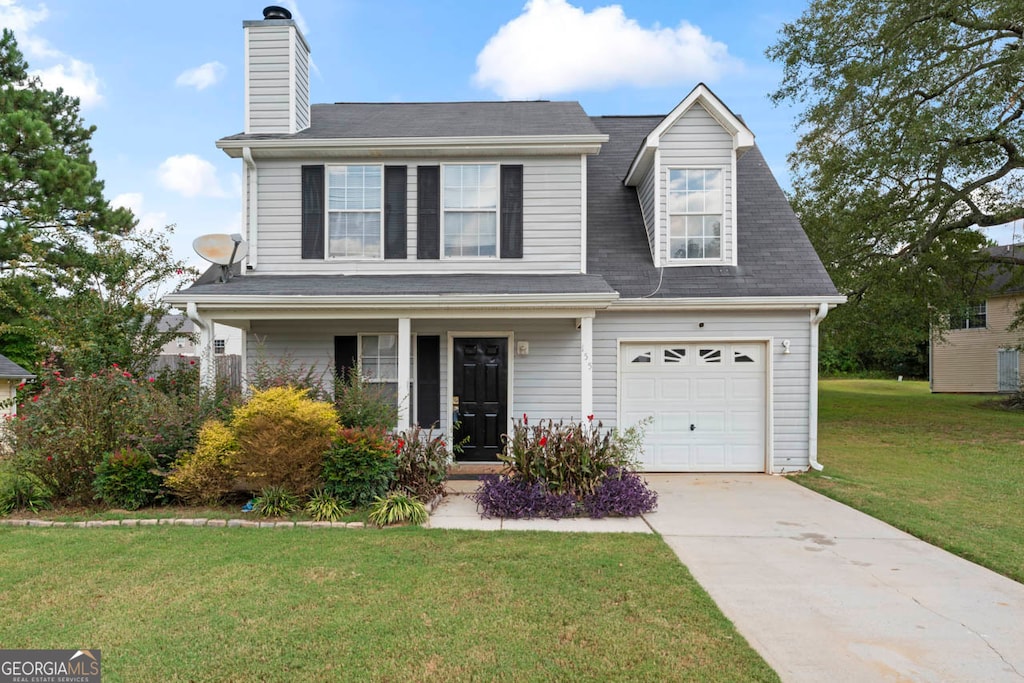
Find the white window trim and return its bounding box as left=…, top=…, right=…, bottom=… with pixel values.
left=357, top=333, right=402, bottom=384
left=324, top=164, right=385, bottom=261
left=957, top=301, right=988, bottom=330
left=440, top=162, right=501, bottom=261
left=664, top=164, right=729, bottom=267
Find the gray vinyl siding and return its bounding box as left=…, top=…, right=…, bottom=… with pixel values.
left=247, top=318, right=582, bottom=430
left=592, top=309, right=813, bottom=472
left=294, top=35, right=309, bottom=131
left=247, top=24, right=292, bottom=134
left=638, top=164, right=656, bottom=258
left=251, top=157, right=583, bottom=273
left=658, top=103, right=734, bottom=265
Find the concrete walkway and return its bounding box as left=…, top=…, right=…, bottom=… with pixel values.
left=645, top=474, right=1024, bottom=683
left=430, top=475, right=1024, bottom=682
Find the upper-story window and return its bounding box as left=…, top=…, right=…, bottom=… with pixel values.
left=443, top=164, right=498, bottom=258
left=328, top=165, right=382, bottom=258
left=953, top=302, right=987, bottom=330
left=668, top=168, right=723, bottom=261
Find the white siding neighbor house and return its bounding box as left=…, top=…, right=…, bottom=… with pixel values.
left=166, top=6, right=844, bottom=473
left=0, top=354, right=33, bottom=419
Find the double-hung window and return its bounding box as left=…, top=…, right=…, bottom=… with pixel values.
left=328, top=165, right=382, bottom=258
left=443, top=164, right=498, bottom=258
left=668, top=168, right=723, bottom=261
left=954, top=302, right=987, bottom=329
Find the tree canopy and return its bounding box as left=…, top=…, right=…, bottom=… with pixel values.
left=0, top=28, right=193, bottom=373
left=768, top=1, right=1024, bottom=370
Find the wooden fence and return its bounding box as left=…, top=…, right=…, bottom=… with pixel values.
left=151, top=354, right=242, bottom=389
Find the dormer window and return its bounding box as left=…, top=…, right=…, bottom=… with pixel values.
left=668, top=168, right=723, bottom=261
left=443, top=164, right=498, bottom=258
left=328, top=165, right=383, bottom=258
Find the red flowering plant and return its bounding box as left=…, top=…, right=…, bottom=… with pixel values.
left=389, top=424, right=456, bottom=501
left=498, top=415, right=647, bottom=498
left=7, top=362, right=178, bottom=503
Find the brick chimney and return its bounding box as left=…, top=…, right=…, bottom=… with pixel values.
left=243, top=6, right=310, bottom=134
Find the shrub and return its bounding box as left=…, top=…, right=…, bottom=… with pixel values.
left=473, top=475, right=578, bottom=520
left=252, top=485, right=300, bottom=517
left=9, top=364, right=174, bottom=502
left=165, top=420, right=239, bottom=505
left=321, top=427, right=396, bottom=507
left=500, top=416, right=646, bottom=498
left=0, top=461, right=52, bottom=514
left=248, top=341, right=332, bottom=402
left=304, top=489, right=350, bottom=522
left=582, top=468, right=658, bottom=518
left=368, top=491, right=428, bottom=526
left=392, top=425, right=449, bottom=501
left=232, top=386, right=339, bottom=495
left=334, top=367, right=398, bottom=429
left=92, top=448, right=161, bottom=510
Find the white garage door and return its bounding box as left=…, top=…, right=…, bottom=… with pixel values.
left=620, top=342, right=767, bottom=472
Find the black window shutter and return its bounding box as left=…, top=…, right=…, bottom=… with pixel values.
left=416, top=335, right=441, bottom=428
left=417, top=166, right=440, bottom=260
left=301, top=165, right=325, bottom=259
left=384, top=166, right=407, bottom=259
left=334, top=336, right=358, bottom=385
left=500, top=164, right=524, bottom=259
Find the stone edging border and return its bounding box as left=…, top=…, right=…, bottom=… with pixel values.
left=0, top=518, right=370, bottom=529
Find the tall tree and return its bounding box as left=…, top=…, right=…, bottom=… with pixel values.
left=768, top=1, right=1024, bottom=368
left=0, top=29, right=193, bottom=373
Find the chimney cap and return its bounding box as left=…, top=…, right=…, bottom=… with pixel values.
left=262, top=6, right=292, bottom=20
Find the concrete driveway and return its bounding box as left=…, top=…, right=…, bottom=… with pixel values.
left=644, top=474, right=1024, bottom=682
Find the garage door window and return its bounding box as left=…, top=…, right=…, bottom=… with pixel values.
left=630, top=349, right=653, bottom=364
left=663, top=348, right=687, bottom=363
left=698, top=348, right=722, bottom=364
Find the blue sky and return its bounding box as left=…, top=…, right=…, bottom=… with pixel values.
left=3, top=0, right=1017, bottom=271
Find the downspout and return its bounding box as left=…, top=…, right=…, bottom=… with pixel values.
left=808, top=303, right=829, bottom=471
left=242, top=146, right=257, bottom=269
left=185, top=302, right=215, bottom=390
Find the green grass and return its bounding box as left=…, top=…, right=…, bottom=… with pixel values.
left=0, top=528, right=778, bottom=682
left=795, top=379, right=1024, bottom=583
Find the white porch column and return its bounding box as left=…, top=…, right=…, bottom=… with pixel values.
left=580, top=314, right=594, bottom=420
left=397, top=317, right=411, bottom=430
left=186, top=302, right=216, bottom=390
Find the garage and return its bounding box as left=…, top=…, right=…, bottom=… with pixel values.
left=620, top=341, right=768, bottom=472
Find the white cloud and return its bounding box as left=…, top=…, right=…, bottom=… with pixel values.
left=281, top=1, right=309, bottom=36
left=111, top=192, right=169, bottom=233
left=157, top=155, right=227, bottom=198
left=473, top=0, right=738, bottom=99
left=33, top=58, right=102, bottom=107
left=0, top=0, right=104, bottom=107
left=175, top=61, right=226, bottom=91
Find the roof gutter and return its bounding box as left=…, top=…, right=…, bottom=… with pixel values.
left=185, top=302, right=215, bottom=389
left=612, top=295, right=846, bottom=311
left=165, top=291, right=618, bottom=309
left=808, top=302, right=830, bottom=471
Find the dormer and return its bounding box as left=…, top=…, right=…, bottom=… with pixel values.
left=624, top=84, right=754, bottom=268
left=243, top=6, right=310, bottom=134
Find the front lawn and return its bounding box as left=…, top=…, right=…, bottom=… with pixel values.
left=795, top=379, right=1024, bottom=583
left=0, top=528, right=778, bottom=682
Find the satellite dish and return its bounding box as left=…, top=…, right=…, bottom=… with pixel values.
left=193, top=233, right=248, bottom=282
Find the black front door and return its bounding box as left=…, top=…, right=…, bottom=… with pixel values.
left=453, top=338, right=508, bottom=461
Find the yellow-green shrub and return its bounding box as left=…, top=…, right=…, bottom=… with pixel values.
left=231, top=386, right=339, bottom=495
left=165, top=420, right=238, bottom=505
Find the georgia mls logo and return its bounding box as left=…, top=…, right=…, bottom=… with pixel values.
left=0, top=649, right=102, bottom=683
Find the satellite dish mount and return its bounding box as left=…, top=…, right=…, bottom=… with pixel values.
left=193, top=233, right=249, bottom=283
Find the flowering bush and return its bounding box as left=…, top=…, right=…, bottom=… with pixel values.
left=8, top=364, right=175, bottom=502
left=165, top=419, right=239, bottom=505
left=391, top=424, right=450, bottom=501
left=93, top=447, right=161, bottom=510
left=500, top=415, right=645, bottom=497
left=321, top=427, right=396, bottom=507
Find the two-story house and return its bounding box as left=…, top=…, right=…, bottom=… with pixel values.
left=166, top=6, right=843, bottom=473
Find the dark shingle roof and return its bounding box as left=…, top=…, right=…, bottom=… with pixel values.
left=179, top=274, right=616, bottom=298
left=221, top=101, right=603, bottom=142
left=587, top=116, right=838, bottom=299
left=983, top=243, right=1024, bottom=295
left=0, top=353, right=33, bottom=379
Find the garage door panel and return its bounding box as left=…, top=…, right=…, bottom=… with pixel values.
left=622, top=342, right=766, bottom=473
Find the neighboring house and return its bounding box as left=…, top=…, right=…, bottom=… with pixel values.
left=157, top=314, right=243, bottom=357
left=0, top=354, right=34, bottom=418
left=930, top=244, right=1024, bottom=393
left=166, top=7, right=843, bottom=473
